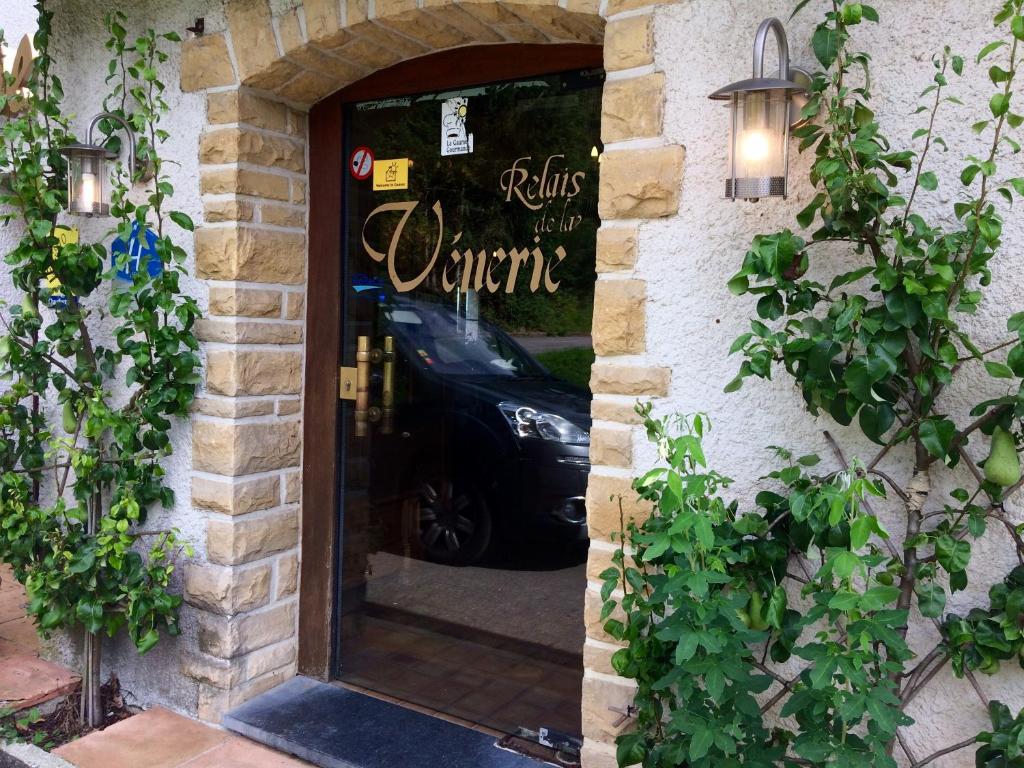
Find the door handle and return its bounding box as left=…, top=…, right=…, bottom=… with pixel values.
left=354, top=335, right=371, bottom=437
left=351, top=335, right=394, bottom=437
left=381, top=336, right=394, bottom=435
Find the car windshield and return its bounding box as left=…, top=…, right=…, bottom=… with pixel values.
left=382, top=298, right=547, bottom=378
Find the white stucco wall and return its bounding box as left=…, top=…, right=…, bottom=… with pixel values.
left=644, top=0, right=1024, bottom=764
left=4, top=0, right=1024, bottom=759
left=0, top=1, right=38, bottom=312
left=1, top=0, right=215, bottom=714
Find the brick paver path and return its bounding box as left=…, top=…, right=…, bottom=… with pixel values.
left=54, top=708, right=313, bottom=767
left=0, top=565, right=80, bottom=710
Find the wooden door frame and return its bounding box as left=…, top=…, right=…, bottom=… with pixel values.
left=299, top=42, right=604, bottom=677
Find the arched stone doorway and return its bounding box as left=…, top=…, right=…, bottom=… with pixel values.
left=181, top=1, right=680, bottom=764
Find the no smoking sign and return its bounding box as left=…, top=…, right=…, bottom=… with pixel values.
left=350, top=146, right=374, bottom=180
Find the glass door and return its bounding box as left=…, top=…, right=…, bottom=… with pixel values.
left=336, top=66, right=603, bottom=740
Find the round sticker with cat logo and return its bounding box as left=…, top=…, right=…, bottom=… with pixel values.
left=349, top=146, right=374, bottom=180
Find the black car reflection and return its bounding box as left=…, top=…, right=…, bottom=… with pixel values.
left=356, top=292, right=591, bottom=566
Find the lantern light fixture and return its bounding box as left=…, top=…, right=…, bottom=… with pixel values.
left=709, top=18, right=811, bottom=202
left=59, top=112, right=142, bottom=217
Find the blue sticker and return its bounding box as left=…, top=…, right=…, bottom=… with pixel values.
left=111, top=222, right=163, bottom=281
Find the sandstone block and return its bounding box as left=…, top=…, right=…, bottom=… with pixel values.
left=193, top=421, right=302, bottom=476
left=260, top=204, right=305, bottom=228
left=193, top=398, right=275, bottom=418
left=204, top=198, right=255, bottom=223
left=604, top=15, right=652, bottom=71
left=200, top=129, right=305, bottom=173
left=583, top=640, right=618, bottom=678
left=181, top=34, right=236, bottom=91
left=591, top=397, right=643, bottom=425
left=504, top=4, right=602, bottom=43
left=225, top=0, right=280, bottom=83
left=284, top=471, right=301, bottom=504
left=582, top=675, right=638, bottom=742
left=208, top=287, right=282, bottom=318
left=277, top=399, right=302, bottom=416
left=180, top=652, right=243, bottom=689
left=245, top=640, right=297, bottom=680
left=602, top=73, right=664, bottom=142
left=596, top=227, right=637, bottom=272
left=193, top=475, right=281, bottom=516
left=276, top=553, right=299, bottom=599
left=584, top=583, right=627, bottom=644
left=195, top=226, right=305, bottom=283
left=586, top=544, right=618, bottom=582
left=206, top=350, right=303, bottom=396
left=284, top=292, right=305, bottom=321
left=592, top=279, right=646, bottom=355
left=376, top=9, right=471, bottom=48
left=586, top=472, right=649, bottom=541
left=590, top=363, right=670, bottom=397
left=184, top=563, right=271, bottom=615
left=207, top=509, right=300, bottom=566
left=590, top=424, right=633, bottom=468
left=207, top=91, right=288, bottom=133
left=599, top=145, right=684, bottom=219
left=198, top=602, right=297, bottom=659
left=201, top=169, right=291, bottom=201
left=196, top=319, right=303, bottom=345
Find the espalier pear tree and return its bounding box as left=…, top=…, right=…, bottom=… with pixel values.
left=603, top=1, right=1024, bottom=766
left=0, top=4, right=198, bottom=727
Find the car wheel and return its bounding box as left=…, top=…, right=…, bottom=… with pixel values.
left=418, top=477, right=492, bottom=565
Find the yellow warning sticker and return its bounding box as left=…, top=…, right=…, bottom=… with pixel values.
left=373, top=158, right=409, bottom=191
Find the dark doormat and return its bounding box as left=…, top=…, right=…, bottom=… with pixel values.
left=223, top=676, right=548, bottom=768
left=0, top=752, right=31, bottom=768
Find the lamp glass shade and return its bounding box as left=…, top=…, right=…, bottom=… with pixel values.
left=726, top=88, right=790, bottom=200
left=65, top=148, right=111, bottom=217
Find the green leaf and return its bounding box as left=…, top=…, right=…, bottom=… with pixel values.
left=169, top=211, right=194, bottom=231
left=991, top=93, right=1011, bottom=118
left=812, top=23, right=840, bottom=68
left=1013, top=15, right=1024, bottom=41
left=617, top=736, right=646, bottom=767
left=977, top=40, right=1008, bottom=64
left=767, top=586, right=787, bottom=629
left=986, top=361, right=1015, bottom=379
left=918, top=417, right=956, bottom=461
left=919, top=171, right=938, bottom=191
left=861, top=585, right=901, bottom=612
left=936, top=535, right=971, bottom=573
left=832, top=551, right=861, bottom=580
left=695, top=516, right=715, bottom=550
left=829, top=590, right=860, bottom=611
left=859, top=403, right=895, bottom=444
left=689, top=727, right=714, bottom=762
left=916, top=582, right=946, bottom=618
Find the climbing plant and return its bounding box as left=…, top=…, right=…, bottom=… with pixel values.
left=0, top=3, right=197, bottom=725
left=602, top=1, right=1024, bottom=765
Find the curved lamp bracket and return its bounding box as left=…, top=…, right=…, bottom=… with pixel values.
left=752, top=17, right=812, bottom=129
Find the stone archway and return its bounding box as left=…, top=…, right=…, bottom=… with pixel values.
left=179, top=2, right=681, bottom=765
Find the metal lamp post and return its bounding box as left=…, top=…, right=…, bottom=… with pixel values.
left=709, top=18, right=811, bottom=201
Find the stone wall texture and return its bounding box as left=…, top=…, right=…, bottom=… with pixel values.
left=3, top=0, right=1020, bottom=765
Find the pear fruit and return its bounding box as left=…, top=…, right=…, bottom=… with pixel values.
left=20, top=294, right=37, bottom=319
left=985, top=426, right=1021, bottom=487
left=62, top=402, right=78, bottom=434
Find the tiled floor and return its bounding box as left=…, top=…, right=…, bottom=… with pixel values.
left=339, top=612, right=584, bottom=736
left=54, top=707, right=313, bottom=767
left=0, top=564, right=80, bottom=710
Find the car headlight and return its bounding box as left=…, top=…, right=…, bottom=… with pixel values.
left=498, top=402, right=590, bottom=445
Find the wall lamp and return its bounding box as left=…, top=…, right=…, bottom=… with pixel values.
left=59, top=113, right=143, bottom=216
left=709, top=18, right=811, bottom=201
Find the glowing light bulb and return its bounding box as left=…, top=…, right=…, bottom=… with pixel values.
left=739, top=129, right=771, bottom=163
left=79, top=172, right=97, bottom=212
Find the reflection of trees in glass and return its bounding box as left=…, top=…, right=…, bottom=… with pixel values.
left=344, top=69, right=602, bottom=336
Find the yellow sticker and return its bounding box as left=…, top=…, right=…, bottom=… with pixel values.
left=47, top=226, right=78, bottom=289
left=373, top=158, right=409, bottom=191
